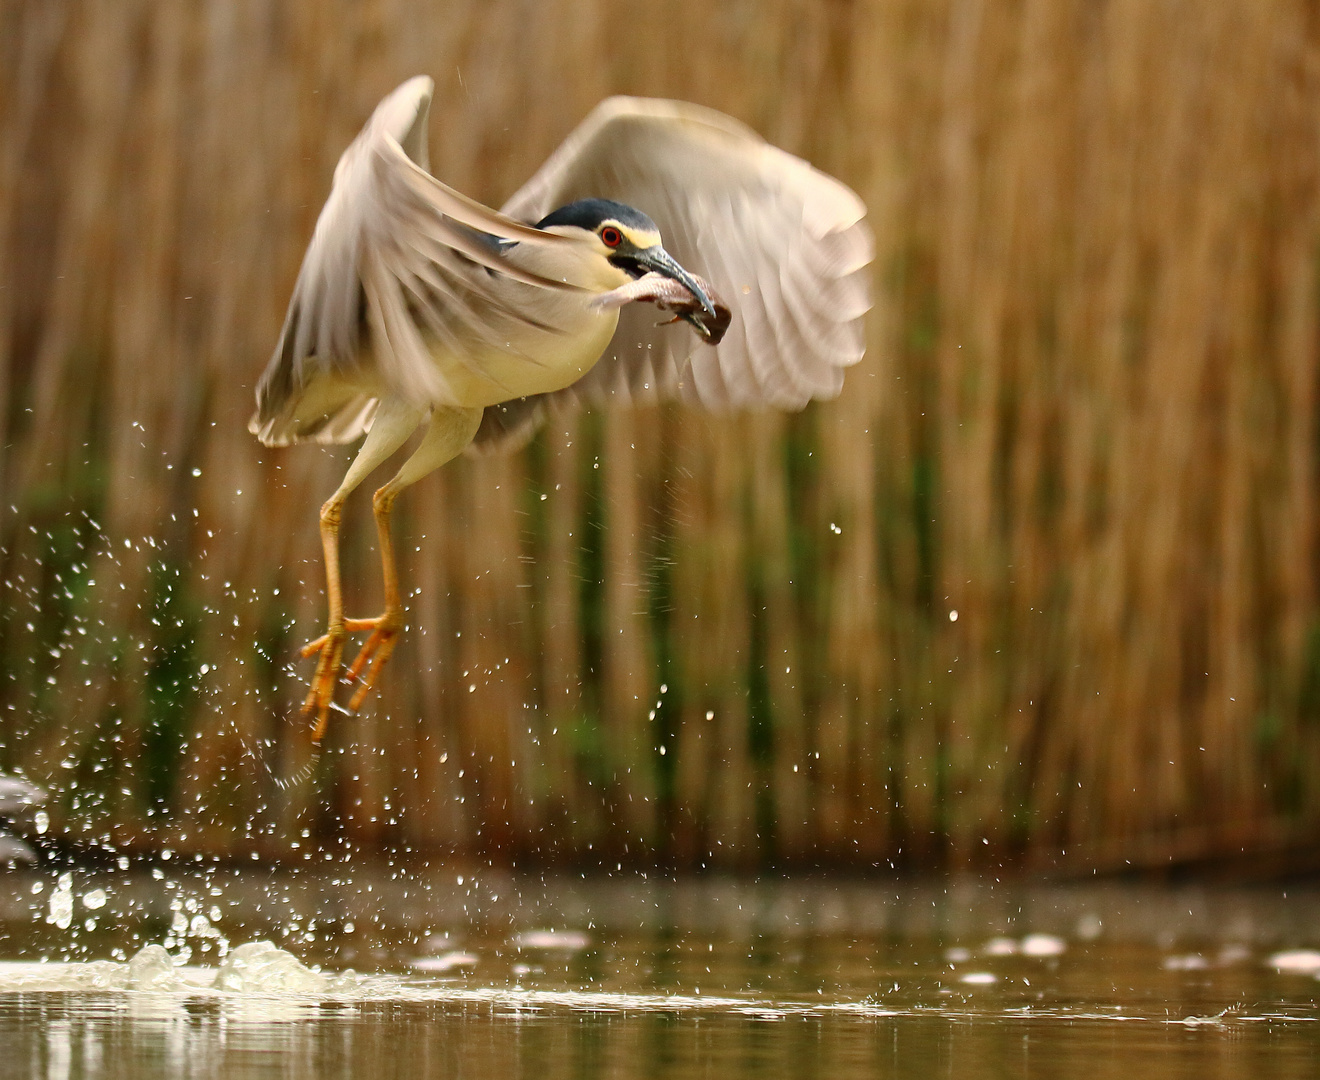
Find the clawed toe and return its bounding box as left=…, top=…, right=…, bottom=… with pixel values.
left=296, top=613, right=401, bottom=743
left=299, top=628, right=346, bottom=745
left=345, top=617, right=401, bottom=711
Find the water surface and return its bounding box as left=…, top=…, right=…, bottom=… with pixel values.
left=1, top=864, right=1317, bottom=1078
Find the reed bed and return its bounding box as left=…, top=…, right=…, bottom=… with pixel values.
left=2, top=0, right=1318, bottom=869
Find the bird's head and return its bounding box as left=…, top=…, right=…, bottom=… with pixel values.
left=536, top=198, right=719, bottom=325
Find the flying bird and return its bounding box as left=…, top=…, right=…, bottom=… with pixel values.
left=250, top=76, right=872, bottom=744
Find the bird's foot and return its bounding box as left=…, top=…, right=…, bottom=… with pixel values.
left=298, top=611, right=400, bottom=744
left=343, top=610, right=402, bottom=711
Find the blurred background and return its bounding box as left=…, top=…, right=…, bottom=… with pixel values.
left=2, top=0, right=1318, bottom=877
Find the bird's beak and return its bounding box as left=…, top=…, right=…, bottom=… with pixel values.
left=634, top=246, right=719, bottom=324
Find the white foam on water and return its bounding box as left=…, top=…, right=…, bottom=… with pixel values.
left=0, top=948, right=776, bottom=1016
left=0, top=943, right=341, bottom=996
left=983, top=937, right=1017, bottom=956
left=1162, top=954, right=1209, bottom=971
left=410, top=951, right=478, bottom=973
left=1021, top=934, right=1067, bottom=958
left=1268, top=949, right=1320, bottom=974
left=512, top=930, right=591, bottom=951
left=0, top=955, right=215, bottom=993
left=127, top=944, right=182, bottom=990
left=215, top=941, right=328, bottom=993
left=0, top=940, right=1312, bottom=1030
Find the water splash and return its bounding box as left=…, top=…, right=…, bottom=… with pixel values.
left=271, top=747, right=322, bottom=793
left=215, top=941, right=327, bottom=992
left=0, top=942, right=337, bottom=996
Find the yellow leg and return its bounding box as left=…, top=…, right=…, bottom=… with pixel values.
left=298, top=402, right=483, bottom=743
left=299, top=399, right=425, bottom=744
left=342, top=485, right=403, bottom=710
left=337, top=405, right=483, bottom=713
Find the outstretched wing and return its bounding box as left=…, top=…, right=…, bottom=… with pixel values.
left=469, top=97, right=873, bottom=453
left=250, top=76, right=585, bottom=447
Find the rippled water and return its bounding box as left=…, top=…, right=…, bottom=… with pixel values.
left=1, top=864, right=1318, bottom=1077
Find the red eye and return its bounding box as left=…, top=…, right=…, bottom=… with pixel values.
left=600, top=226, right=623, bottom=248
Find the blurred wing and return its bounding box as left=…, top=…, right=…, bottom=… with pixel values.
left=250, top=76, right=583, bottom=446
left=469, top=97, right=872, bottom=453
left=0, top=774, right=44, bottom=816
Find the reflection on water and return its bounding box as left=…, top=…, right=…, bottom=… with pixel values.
left=1, top=866, right=1318, bottom=1078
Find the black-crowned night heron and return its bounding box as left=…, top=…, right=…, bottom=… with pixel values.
left=250, top=76, right=873, bottom=744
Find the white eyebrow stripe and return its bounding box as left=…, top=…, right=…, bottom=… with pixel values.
left=605, top=221, right=662, bottom=248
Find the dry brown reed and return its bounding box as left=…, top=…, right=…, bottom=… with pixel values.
left=3, top=0, right=1319, bottom=870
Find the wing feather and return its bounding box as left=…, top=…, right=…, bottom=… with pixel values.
left=250, top=76, right=585, bottom=446
left=470, top=96, right=873, bottom=453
